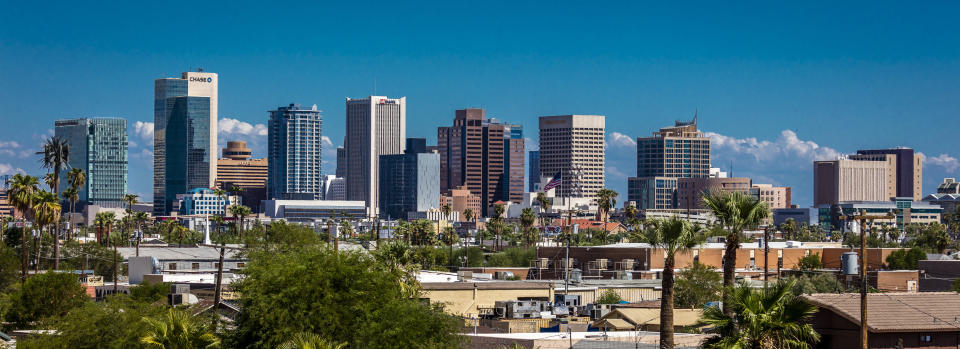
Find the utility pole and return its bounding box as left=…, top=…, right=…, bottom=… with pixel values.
left=840, top=209, right=895, bottom=349
left=764, top=225, right=771, bottom=286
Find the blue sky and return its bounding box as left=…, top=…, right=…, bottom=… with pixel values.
left=1, top=1, right=959, bottom=206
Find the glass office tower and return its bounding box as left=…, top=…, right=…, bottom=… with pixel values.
left=267, top=103, right=323, bottom=200
left=153, top=71, right=218, bottom=215
left=54, top=118, right=128, bottom=208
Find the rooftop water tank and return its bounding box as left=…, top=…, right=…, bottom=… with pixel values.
left=842, top=252, right=859, bottom=275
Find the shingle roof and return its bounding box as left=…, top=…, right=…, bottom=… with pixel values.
left=802, top=292, right=960, bottom=333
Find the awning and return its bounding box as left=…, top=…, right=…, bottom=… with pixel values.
left=594, top=318, right=634, bottom=331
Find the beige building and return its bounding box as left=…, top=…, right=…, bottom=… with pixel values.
left=676, top=177, right=752, bottom=210
left=216, top=141, right=268, bottom=189
left=441, top=185, right=483, bottom=221
left=421, top=281, right=554, bottom=318
left=538, top=115, right=605, bottom=200
left=814, top=158, right=891, bottom=206
left=752, top=183, right=791, bottom=209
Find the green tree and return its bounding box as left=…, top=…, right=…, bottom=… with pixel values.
left=638, top=217, right=706, bottom=348
left=701, top=279, right=820, bottom=349
left=797, top=253, right=823, bottom=271
left=702, top=190, right=770, bottom=317
left=140, top=308, right=220, bottom=349
left=8, top=173, right=40, bottom=283
left=229, top=246, right=461, bottom=349
left=229, top=204, right=252, bottom=239
left=37, top=136, right=70, bottom=269
left=780, top=218, right=797, bottom=241
left=885, top=247, right=927, bottom=270
left=519, top=207, right=538, bottom=247
left=596, top=289, right=623, bottom=304
left=492, top=203, right=506, bottom=249
left=6, top=271, right=88, bottom=326
left=674, top=261, right=722, bottom=309
left=32, top=190, right=62, bottom=273
left=65, top=167, right=86, bottom=240
left=788, top=274, right=844, bottom=295
left=595, top=188, right=618, bottom=226
left=15, top=299, right=168, bottom=349
left=129, top=282, right=171, bottom=304
left=952, top=277, right=960, bottom=293
left=279, top=333, right=346, bottom=349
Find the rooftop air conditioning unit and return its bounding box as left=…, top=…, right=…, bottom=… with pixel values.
left=596, top=259, right=609, bottom=270
left=621, top=259, right=635, bottom=270
left=537, top=258, right=549, bottom=269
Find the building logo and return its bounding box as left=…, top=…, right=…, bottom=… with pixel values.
left=189, top=77, right=213, bottom=83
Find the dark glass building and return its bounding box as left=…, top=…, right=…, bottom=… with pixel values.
left=378, top=140, right=440, bottom=220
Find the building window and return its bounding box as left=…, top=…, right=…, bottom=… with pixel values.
left=169, top=263, right=177, bottom=270
left=920, top=335, right=932, bottom=343
left=237, top=263, right=245, bottom=268
left=192, top=263, right=200, bottom=270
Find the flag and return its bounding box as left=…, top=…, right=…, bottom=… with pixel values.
left=543, top=171, right=562, bottom=191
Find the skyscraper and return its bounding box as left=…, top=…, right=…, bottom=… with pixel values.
left=268, top=104, right=323, bottom=200
left=528, top=150, right=540, bottom=192
left=378, top=138, right=440, bottom=220
left=344, top=96, right=406, bottom=216
left=813, top=158, right=891, bottom=206
left=628, top=117, right=710, bottom=209
left=55, top=118, right=128, bottom=208
left=538, top=115, right=605, bottom=200
left=438, top=108, right=523, bottom=216
left=153, top=71, right=218, bottom=215
left=335, top=146, right=347, bottom=177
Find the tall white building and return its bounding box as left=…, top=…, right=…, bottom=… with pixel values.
left=538, top=115, right=605, bottom=200
left=153, top=71, right=218, bottom=216
left=344, top=96, right=406, bottom=216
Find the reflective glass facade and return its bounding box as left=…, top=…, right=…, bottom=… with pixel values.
left=268, top=104, right=323, bottom=200
left=55, top=118, right=128, bottom=208
left=164, top=96, right=212, bottom=214
left=378, top=151, right=440, bottom=220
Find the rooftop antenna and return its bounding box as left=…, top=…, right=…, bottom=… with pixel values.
left=729, top=160, right=734, bottom=178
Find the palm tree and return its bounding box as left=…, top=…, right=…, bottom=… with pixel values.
left=140, top=308, right=220, bottom=349
left=595, top=188, right=618, bottom=226
left=702, top=190, right=770, bottom=316
left=441, top=226, right=458, bottom=269
left=278, top=333, right=345, bottom=349
left=37, top=136, right=70, bottom=270
left=95, top=211, right=116, bottom=246
left=463, top=208, right=475, bottom=246
left=229, top=205, right=251, bottom=239
left=32, top=191, right=61, bottom=272
left=535, top=192, right=551, bottom=237
left=66, top=167, right=86, bottom=240
left=639, top=217, right=706, bottom=348
left=61, top=187, right=78, bottom=240
left=7, top=174, right=39, bottom=283
left=701, top=279, right=820, bottom=349
left=440, top=204, right=452, bottom=242
left=492, top=203, right=506, bottom=250
left=520, top=207, right=537, bottom=247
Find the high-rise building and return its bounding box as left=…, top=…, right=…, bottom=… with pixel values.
left=528, top=150, right=540, bottom=192
left=441, top=185, right=483, bottom=221
left=344, top=96, right=406, bottom=216
left=504, top=123, right=525, bottom=203
left=813, top=158, right=890, bottom=206
left=538, top=115, right=605, bottom=200
left=216, top=141, right=268, bottom=211
left=438, top=108, right=524, bottom=216
left=628, top=117, right=710, bottom=209
left=153, top=71, right=218, bottom=215
left=751, top=184, right=791, bottom=209
left=55, top=118, right=128, bottom=208
left=676, top=177, right=752, bottom=210
left=378, top=138, right=441, bottom=220
left=322, top=175, right=346, bottom=201
left=335, top=146, right=347, bottom=177
left=267, top=104, right=323, bottom=200
left=850, top=148, right=923, bottom=200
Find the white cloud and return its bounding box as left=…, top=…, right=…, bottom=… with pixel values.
left=219, top=118, right=267, bottom=137
left=706, top=130, right=841, bottom=163
left=0, top=141, right=20, bottom=149
left=608, top=132, right=636, bottom=148
left=128, top=140, right=138, bottom=148
left=525, top=137, right=539, bottom=152
left=133, top=121, right=154, bottom=142
left=321, top=136, right=333, bottom=147
left=919, top=152, right=960, bottom=172
left=0, top=163, right=25, bottom=175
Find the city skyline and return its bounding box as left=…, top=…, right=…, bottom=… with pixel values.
left=2, top=2, right=960, bottom=206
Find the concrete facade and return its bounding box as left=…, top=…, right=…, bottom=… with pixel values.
left=344, top=96, right=406, bottom=216
left=675, top=177, right=752, bottom=210
left=538, top=115, right=605, bottom=200
left=814, top=158, right=891, bottom=206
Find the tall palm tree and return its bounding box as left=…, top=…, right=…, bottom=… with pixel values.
left=32, top=191, right=61, bottom=272
left=38, top=136, right=70, bottom=269
left=95, top=211, right=116, bottom=246
left=535, top=192, right=551, bottom=237
left=492, top=203, right=506, bottom=250
left=639, top=217, right=706, bottom=349
left=463, top=208, right=475, bottom=246
left=702, top=190, right=770, bottom=316
left=278, top=333, right=345, bottom=349
left=133, top=211, right=149, bottom=256
left=701, top=279, right=820, bottom=349
left=140, top=308, right=220, bottom=349
left=61, top=187, right=78, bottom=241
left=441, top=226, right=458, bottom=269
left=229, top=205, right=251, bottom=239
left=520, top=207, right=537, bottom=247
left=66, top=167, right=86, bottom=240
left=595, top=188, right=618, bottom=224
left=440, top=204, right=452, bottom=242
left=8, top=174, right=39, bottom=282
